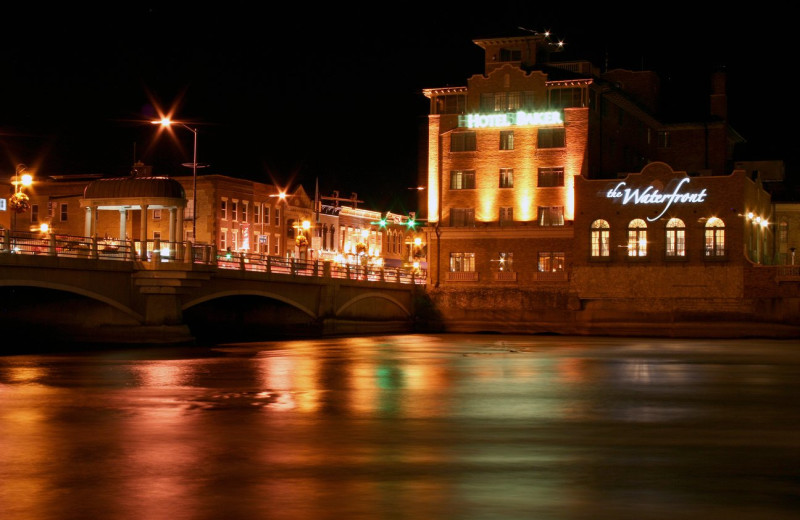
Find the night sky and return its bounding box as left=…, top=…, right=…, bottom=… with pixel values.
left=1, top=5, right=793, bottom=213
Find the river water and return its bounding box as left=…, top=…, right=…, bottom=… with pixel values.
left=1, top=334, right=799, bottom=520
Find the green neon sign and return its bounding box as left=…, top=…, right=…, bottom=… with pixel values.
left=458, top=110, right=562, bottom=128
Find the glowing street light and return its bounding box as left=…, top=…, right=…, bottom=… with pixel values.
left=151, top=117, right=199, bottom=242
left=10, top=164, right=33, bottom=234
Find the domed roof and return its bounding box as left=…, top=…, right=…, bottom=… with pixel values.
left=84, top=177, right=186, bottom=200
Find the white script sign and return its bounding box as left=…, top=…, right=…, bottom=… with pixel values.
left=605, top=178, right=707, bottom=222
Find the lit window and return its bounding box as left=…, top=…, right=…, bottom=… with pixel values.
left=538, top=167, right=564, bottom=187
left=666, top=218, right=686, bottom=257
left=450, top=132, right=476, bottom=152
left=538, top=252, right=565, bottom=272
left=500, top=130, right=514, bottom=150
left=450, top=170, right=475, bottom=190
left=705, top=218, right=726, bottom=257
left=537, top=206, right=564, bottom=227
left=537, top=128, right=565, bottom=148
left=450, top=252, right=475, bottom=272
left=494, top=92, right=507, bottom=112
left=591, top=219, right=610, bottom=257
left=627, top=219, right=648, bottom=257
left=499, top=168, right=514, bottom=188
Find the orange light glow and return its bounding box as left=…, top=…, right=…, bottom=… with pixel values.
left=427, top=117, right=440, bottom=222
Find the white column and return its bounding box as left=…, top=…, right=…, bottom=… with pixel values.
left=176, top=207, right=185, bottom=242
left=168, top=208, right=176, bottom=244
left=119, top=209, right=127, bottom=241
left=84, top=206, right=93, bottom=237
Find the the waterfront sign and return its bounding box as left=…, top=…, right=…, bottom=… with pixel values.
left=605, top=177, right=707, bottom=221
left=458, top=110, right=562, bottom=128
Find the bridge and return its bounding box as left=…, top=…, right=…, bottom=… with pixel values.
left=0, top=231, right=426, bottom=348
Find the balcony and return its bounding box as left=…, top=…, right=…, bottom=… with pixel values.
left=776, top=265, right=800, bottom=282
left=492, top=271, right=517, bottom=282
left=446, top=271, right=479, bottom=282
left=533, top=271, right=568, bottom=282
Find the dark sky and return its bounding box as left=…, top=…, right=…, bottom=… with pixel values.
left=1, top=5, right=793, bottom=212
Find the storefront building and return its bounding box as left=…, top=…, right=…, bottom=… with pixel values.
left=569, top=162, right=798, bottom=335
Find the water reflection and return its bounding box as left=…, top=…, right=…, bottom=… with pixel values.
left=1, top=335, right=799, bottom=519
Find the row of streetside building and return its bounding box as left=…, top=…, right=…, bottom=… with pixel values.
left=1, top=163, right=424, bottom=271
left=417, top=30, right=800, bottom=337
left=3, top=29, right=798, bottom=337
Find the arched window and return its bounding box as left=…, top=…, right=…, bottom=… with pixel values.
left=666, top=218, right=686, bottom=257
left=705, top=218, right=726, bottom=256
left=591, top=219, right=610, bottom=257
left=627, top=219, right=647, bottom=257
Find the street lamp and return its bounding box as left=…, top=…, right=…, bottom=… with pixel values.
left=268, top=190, right=288, bottom=256
left=10, top=164, right=33, bottom=235
left=152, top=118, right=199, bottom=242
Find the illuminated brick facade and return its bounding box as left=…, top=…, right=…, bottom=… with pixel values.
left=420, top=33, right=799, bottom=336
left=423, top=34, right=589, bottom=288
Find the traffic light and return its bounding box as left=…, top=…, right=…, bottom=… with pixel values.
left=406, top=212, right=416, bottom=229
left=371, top=213, right=389, bottom=228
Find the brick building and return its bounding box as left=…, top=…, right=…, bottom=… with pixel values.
left=419, top=31, right=798, bottom=336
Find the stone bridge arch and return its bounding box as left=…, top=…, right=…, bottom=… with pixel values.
left=0, top=279, right=142, bottom=321
left=182, top=290, right=317, bottom=318
left=336, top=292, right=412, bottom=319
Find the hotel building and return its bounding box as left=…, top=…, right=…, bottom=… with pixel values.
left=420, top=32, right=799, bottom=336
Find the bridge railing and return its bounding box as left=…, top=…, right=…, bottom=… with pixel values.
left=1, top=231, right=425, bottom=285
left=0, top=230, right=138, bottom=259
left=214, top=250, right=426, bottom=284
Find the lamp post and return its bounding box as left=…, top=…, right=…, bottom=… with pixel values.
left=152, top=118, right=199, bottom=242
left=268, top=190, right=287, bottom=256
left=10, top=164, right=33, bottom=236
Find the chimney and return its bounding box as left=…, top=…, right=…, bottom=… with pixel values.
left=710, top=68, right=727, bottom=121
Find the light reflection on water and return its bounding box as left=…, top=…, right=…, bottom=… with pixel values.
left=1, top=334, right=799, bottom=519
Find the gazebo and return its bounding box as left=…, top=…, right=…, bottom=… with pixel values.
left=81, top=176, right=187, bottom=259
